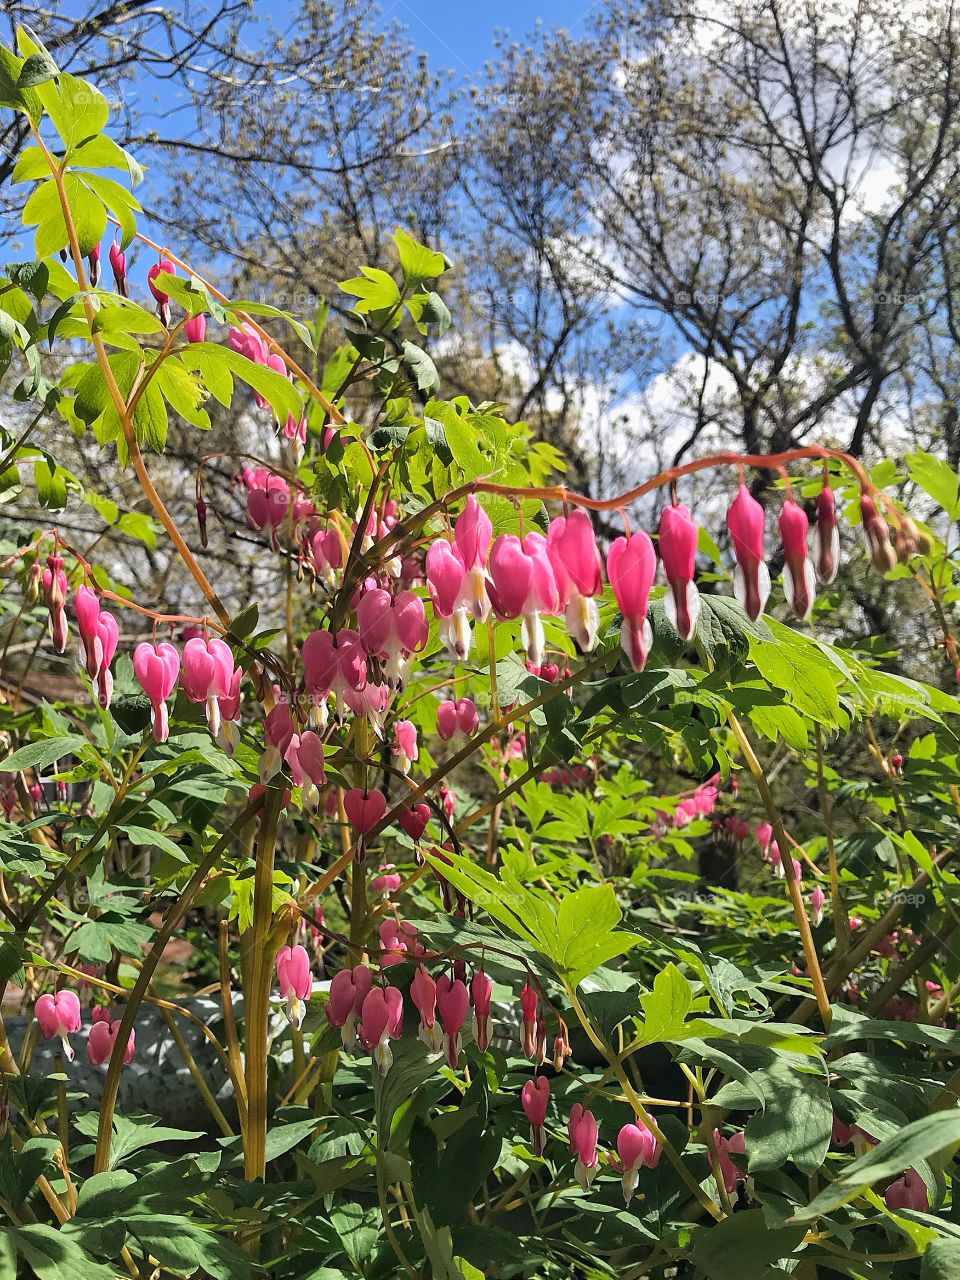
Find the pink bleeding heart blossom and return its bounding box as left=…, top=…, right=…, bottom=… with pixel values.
left=607, top=531, right=657, bottom=672
left=860, top=493, right=896, bottom=573
left=547, top=510, right=603, bottom=651
left=183, top=314, right=206, bottom=343
left=411, top=964, right=443, bottom=1052
left=712, top=1128, right=747, bottom=1194
left=326, top=964, right=373, bottom=1050
left=811, top=884, right=826, bottom=928
left=87, top=1007, right=135, bottom=1067
left=426, top=539, right=472, bottom=661
left=74, top=586, right=119, bottom=708
left=437, top=696, right=479, bottom=742
left=35, top=991, right=82, bottom=1061
left=488, top=533, right=559, bottom=667
left=616, top=1119, right=662, bottom=1202
left=285, top=730, right=326, bottom=812
left=370, top=863, right=402, bottom=898
left=392, top=720, right=418, bottom=774
left=659, top=504, right=700, bottom=641
left=436, top=975, right=469, bottom=1069
left=230, top=323, right=269, bottom=364
left=520, top=982, right=539, bottom=1059
left=343, top=789, right=388, bottom=850
left=569, top=1103, right=600, bottom=1190
left=109, top=238, right=128, bottom=296
left=813, top=483, right=840, bottom=584
left=726, top=485, right=770, bottom=620
left=522, top=1076, right=550, bottom=1155
left=356, top=589, right=428, bottom=689
left=41, top=554, right=68, bottom=653
left=311, top=526, right=343, bottom=590
left=276, top=944, right=312, bottom=1028
left=471, top=969, right=493, bottom=1052
left=180, top=636, right=235, bottom=737
left=147, top=258, right=176, bottom=327
left=399, top=801, right=432, bottom=842
left=884, top=1169, right=929, bottom=1213
left=303, top=628, right=367, bottom=723
left=779, top=499, right=816, bottom=620
left=343, top=681, right=391, bottom=736
left=133, top=641, right=180, bottom=743
left=380, top=919, right=426, bottom=967
left=358, top=985, right=404, bottom=1074
left=454, top=496, right=493, bottom=620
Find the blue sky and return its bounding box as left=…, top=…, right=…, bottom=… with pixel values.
left=375, top=0, right=601, bottom=80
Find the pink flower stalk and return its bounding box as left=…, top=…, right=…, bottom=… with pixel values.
left=133, top=641, right=180, bottom=742
left=370, top=863, right=402, bottom=898
left=712, top=1128, right=747, bottom=1194
left=392, top=720, right=418, bottom=775
left=42, top=554, right=68, bottom=653
left=109, top=238, right=128, bottom=296
left=180, top=636, right=235, bottom=737
left=326, top=964, right=373, bottom=1049
left=436, top=975, right=470, bottom=1069
left=358, top=985, right=404, bottom=1074
left=811, top=884, right=826, bottom=928
left=399, top=801, right=432, bottom=843
left=659, top=504, right=700, bottom=641
left=520, top=982, right=539, bottom=1059
left=356, top=589, right=428, bottom=689
left=454, top=496, right=493, bottom=620
left=884, top=1168, right=928, bottom=1213
left=779, top=499, right=816, bottom=621
left=183, top=314, right=206, bottom=343
left=471, top=969, right=493, bottom=1051
left=87, top=1008, right=135, bottom=1067
left=726, top=485, right=770, bottom=620
left=276, top=944, right=312, bottom=1028
left=813, top=484, right=840, bottom=584
left=569, top=1103, right=600, bottom=1189
left=488, top=534, right=560, bottom=667
left=411, top=964, right=443, bottom=1052
left=303, top=628, right=367, bottom=721
left=607, top=530, right=657, bottom=671
left=522, top=1076, right=550, bottom=1156
left=147, top=258, right=176, bottom=327
left=35, top=991, right=82, bottom=1061
left=547, top=510, right=604, bottom=651
left=616, top=1119, right=662, bottom=1202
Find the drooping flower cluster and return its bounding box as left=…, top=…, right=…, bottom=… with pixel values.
left=35, top=992, right=134, bottom=1068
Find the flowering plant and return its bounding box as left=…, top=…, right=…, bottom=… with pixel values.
left=2, top=31, right=960, bottom=1280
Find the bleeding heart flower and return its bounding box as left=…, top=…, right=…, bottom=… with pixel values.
left=471, top=968, right=493, bottom=1052
left=522, top=1076, right=550, bottom=1155
left=616, top=1119, right=662, bottom=1202
left=726, top=485, right=770, bottom=620
left=547, top=510, right=603, bottom=651
left=659, top=504, right=700, bottom=641
left=326, top=964, right=373, bottom=1050
left=607, top=530, right=657, bottom=671
left=35, top=991, right=82, bottom=1061
left=436, top=975, right=470, bottom=1069
left=779, top=499, right=816, bottom=620
left=569, top=1103, right=600, bottom=1189
left=276, top=944, right=312, bottom=1028
left=133, top=641, right=180, bottom=743
left=813, top=483, right=840, bottom=584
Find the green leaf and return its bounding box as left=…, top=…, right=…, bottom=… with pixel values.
left=394, top=228, right=446, bottom=286
left=638, top=964, right=695, bottom=1045
left=180, top=342, right=301, bottom=421
left=555, top=883, right=643, bottom=984
left=22, top=180, right=68, bottom=258
left=62, top=173, right=108, bottom=256
left=923, top=1239, right=960, bottom=1279
left=2, top=1222, right=119, bottom=1280
left=690, top=1209, right=806, bottom=1280
left=338, top=266, right=402, bottom=312
left=402, top=340, right=440, bottom=392
left=1, top=734, right=88, bottom=773
left=133, top=375, right=169, bottom=452
left=745, top=1066, right=832, bottom=1175
left=17, top=52, right=59, bottom=89
left=907, top=450, right=960, bottom=519
left=792, top=1111, right=960, bottom=1221
left=70, top=135, right=144, bottom=187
